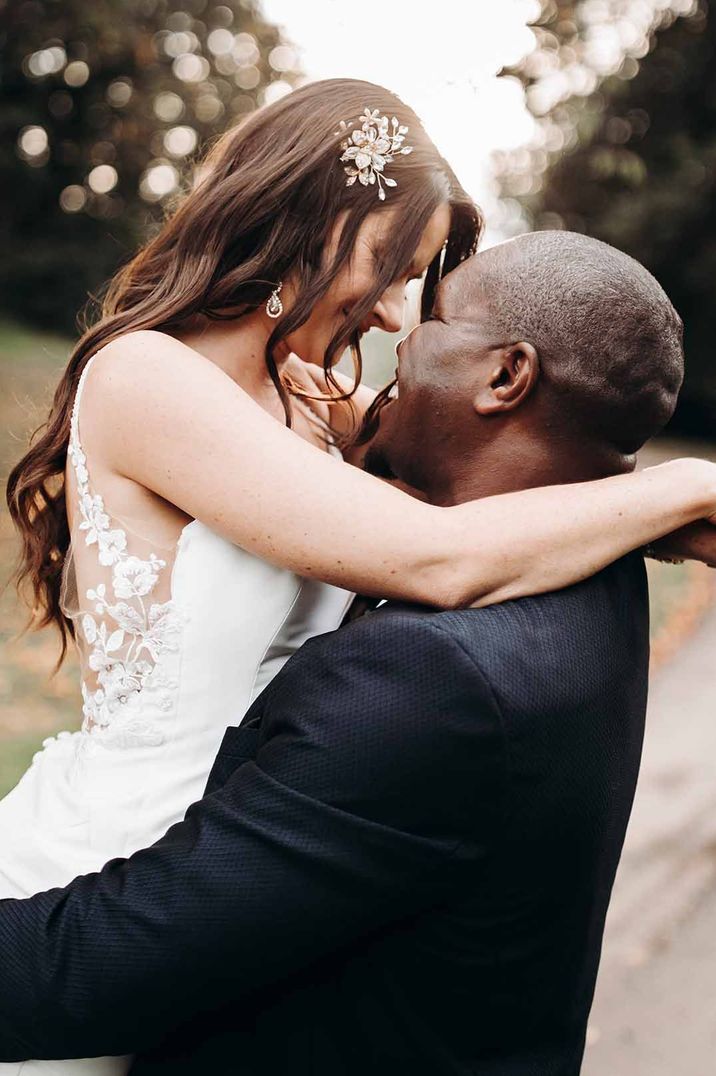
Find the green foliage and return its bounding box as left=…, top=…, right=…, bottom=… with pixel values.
left=496, top=1, right=715, bottom=437
left=0, top=0, right=298, bottom=333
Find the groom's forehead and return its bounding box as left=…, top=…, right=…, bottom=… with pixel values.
left=435, top=255, right=489, bottom=319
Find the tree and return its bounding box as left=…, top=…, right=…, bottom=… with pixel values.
left=495, top=0, right=715, bottom=436
left=0, top=0, right=299, bottom=333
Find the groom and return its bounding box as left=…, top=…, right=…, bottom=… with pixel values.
left=0, top=232, right=685, bottom=1074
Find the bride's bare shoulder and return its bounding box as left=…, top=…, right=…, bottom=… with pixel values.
left=84, top=330, right=228, bottom=414
left=91, top=329, right=205, bottom=378
left=78, top=331, right=233, bottom=467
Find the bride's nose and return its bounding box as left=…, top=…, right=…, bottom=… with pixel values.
left=373, top=293, right=404, bottom=334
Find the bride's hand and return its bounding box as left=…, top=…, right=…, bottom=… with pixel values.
left=647, top=521, right=716, bottom=567
left=641, top=458, right=716, bottom=567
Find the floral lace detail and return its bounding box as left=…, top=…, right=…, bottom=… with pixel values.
left=67, top=360, right=184, bottom=740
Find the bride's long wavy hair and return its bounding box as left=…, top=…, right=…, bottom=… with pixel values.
left=7, top=77, right=482, bottom=658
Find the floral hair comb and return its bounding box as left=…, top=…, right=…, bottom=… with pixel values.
left=336, top=107, right=413, bottom=201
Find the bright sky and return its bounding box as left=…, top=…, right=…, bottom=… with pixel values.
left=261, top=0, right=542, bottom=240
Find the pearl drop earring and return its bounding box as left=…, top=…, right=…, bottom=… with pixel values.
left=266, top=281, right=283, bottom=319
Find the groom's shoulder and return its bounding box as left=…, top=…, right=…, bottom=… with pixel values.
left=355, top=552, right=649, bottom=708
left=297, top=600, right=489, bottom=685
left=412, top=552, right=650, bottom=711
left=274, top=601, right=500, bottom=732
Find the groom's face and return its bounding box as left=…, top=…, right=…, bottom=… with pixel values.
left=365, top=258, right=495, bottom=490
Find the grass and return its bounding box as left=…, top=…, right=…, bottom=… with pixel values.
left=0, top=318, right=712, bottom=798
left=0, top=319, right=81, bottom=797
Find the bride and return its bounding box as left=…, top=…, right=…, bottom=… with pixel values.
left=3, top=78, right=715, bottom=1074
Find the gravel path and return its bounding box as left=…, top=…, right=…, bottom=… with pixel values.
left=583, top=596, right=716, bottom=1075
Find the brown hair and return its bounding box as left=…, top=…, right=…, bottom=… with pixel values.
left=6, top=78, right=482, bottom=658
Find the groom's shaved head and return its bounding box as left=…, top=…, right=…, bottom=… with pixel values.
left=455, top=230, right=684, bottom=453
left=366, top=231, right=685, bottom=502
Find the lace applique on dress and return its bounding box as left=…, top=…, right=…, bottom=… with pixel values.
left=62, top=357, right=184, bottom=748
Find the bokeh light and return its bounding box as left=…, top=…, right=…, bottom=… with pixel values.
left=154, top=91, right=185, bottom=122
left=193, top=92, right=225, bottom=122
left=17, top=125, right=48, bottom=163
left=26, top=46, right=66, bottom=77
left=162, top=31, right=200, bottom=58
left=233, top=32, right=260, bottom=65
left=107, top=79, right=133, bottom=108
left=172, top=53, right=210, bottom=82
left=163, top=125, right=199, bottom=157
left=59, top=185, right=87, bottom=213
left=87, top=165, right=118, bottom=194
left=139, top=160, right=180, bottom=202
left=269, top=45, right=297, bottom=72
left=63, top=60, right=90, bottom=87
left=234, top=65, right=260, bottom=90
left=207, top=28, right=235, bottom=55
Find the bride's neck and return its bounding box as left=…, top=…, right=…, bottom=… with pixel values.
left=173, top=311, right=291, bottom=399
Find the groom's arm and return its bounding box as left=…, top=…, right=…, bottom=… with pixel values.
left=0, top=611, right=504, bottom=1062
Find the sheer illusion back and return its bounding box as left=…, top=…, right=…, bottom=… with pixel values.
left=61, top=357, right=186, bottom=747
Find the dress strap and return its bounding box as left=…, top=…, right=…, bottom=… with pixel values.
left=68, top=354, right=98, bottom=497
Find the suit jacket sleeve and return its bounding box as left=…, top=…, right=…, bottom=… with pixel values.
left=0, top=612, right=505, bottom=1061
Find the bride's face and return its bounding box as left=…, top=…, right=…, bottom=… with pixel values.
left=282, top=203, right=451, bottom=368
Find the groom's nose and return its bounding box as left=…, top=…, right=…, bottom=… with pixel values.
left=396, top=321, right=421, bottom=360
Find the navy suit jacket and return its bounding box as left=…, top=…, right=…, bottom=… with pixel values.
left=0, top=554, right=649, bottom=1075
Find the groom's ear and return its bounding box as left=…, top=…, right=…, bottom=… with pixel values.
left=473, top=341, right=540, bottom=416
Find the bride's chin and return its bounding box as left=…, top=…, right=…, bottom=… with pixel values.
left=286, top=320, right=362, bottom=369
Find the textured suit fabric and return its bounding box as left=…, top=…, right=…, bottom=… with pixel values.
left=0, top=554, right=649, bottom=1076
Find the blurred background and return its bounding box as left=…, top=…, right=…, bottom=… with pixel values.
left=1, top=0, right=715, bottom=1070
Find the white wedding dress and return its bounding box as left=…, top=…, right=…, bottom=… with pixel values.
left=0, top=357, right=352, bottom=1075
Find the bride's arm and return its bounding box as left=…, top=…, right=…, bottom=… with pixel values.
left=86, top=331, right=716, bottom=608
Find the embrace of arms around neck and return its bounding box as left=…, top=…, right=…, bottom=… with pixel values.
left=83, top=330, right=716, bottom=610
